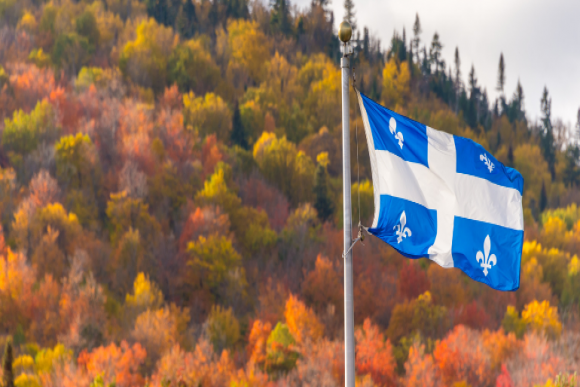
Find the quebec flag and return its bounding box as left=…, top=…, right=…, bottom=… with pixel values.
left=357, top=91, right=524, bottom=291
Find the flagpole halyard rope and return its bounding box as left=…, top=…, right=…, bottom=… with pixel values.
left=340, top=67, right=368, bottom=262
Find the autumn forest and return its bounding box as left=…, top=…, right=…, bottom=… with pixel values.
left=0, top=0, right=579, bottom=385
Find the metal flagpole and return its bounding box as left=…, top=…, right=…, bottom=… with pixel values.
left=339, top=21, right=355, bottom=387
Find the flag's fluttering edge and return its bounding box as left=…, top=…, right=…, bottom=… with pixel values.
left=357, top=91, right=524, bottom=291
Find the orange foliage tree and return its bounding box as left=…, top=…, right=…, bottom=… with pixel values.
left=284, top=294, right=324, bottom=345
left=355, top=318, right=397, bottom=387
left=78, top=341, right=147, bottom=387
left=433, top=325, right=494, bottom=386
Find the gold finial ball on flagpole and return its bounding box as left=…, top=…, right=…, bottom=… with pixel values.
left=339, top=21, right=352, bottom=43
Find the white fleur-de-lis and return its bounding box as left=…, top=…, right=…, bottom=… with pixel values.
left=393, top=211, right=412, bottom=243
left=389, top=117, right=397, bottom=134
left=389, top=117, right=404, bottom=149
left=480, top=153, right=495, bottom=173
left=476, top=235, right=497, bottom=276
left=395, top=132, right=404, bottom=148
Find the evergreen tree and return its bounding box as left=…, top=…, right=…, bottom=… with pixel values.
left=576, top=107, right=580, bottom=142
left=468, top=65, right=478, bottom=97
left=540, top=86, right=556, bottom=180
left=370, top=76, right=379, bottom=101
left=563, top=145, right=580, bottom=188
left=496, top=53, right=506, bottom=94
left=480, top=89, right=491, bottom=130
left=271, top=0, right=292, bottom=35
left=464, top=65, right=480, bottom=128
left=208, top=0, right=219, bottom=27
left=231, top=101, right=248, bottom=149
left=3, top=337, right=14, bottom=387
left=176, top=0, right=197, bottom=38
left=363, top=27, right=370, bottom=58
left=540, top=180, right=547, bottom=212
left=225, top=0, right=249, bottom=19
left=313, top=157, right=334, bottom=222
left=429, top=32, right=443, bottom=74
left=421, top=47, right=430, bottom=75
left=389, top=31, right=406, bottom=62
left=454, top=47, right=461, bottom=86
left=508, top=79, right=525, bottom=123
left=412, top=13, right=422, bottom=64
left=453, top=47, right=461, bottom=112
left=343, top=0, right=356, bottom=31
left=507, top=144, right=514, bottom=167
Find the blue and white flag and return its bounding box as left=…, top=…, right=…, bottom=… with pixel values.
left=357, top=91, right=524, bottom=291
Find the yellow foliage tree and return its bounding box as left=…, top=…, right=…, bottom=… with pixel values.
left=119, top=18, right=179, bottom=93
left=382, top=58, right=411, bottom=108
left=183, top=92, right=231, bottom=141
left=205, top=305, right=241, bottom=353
left=168, top=38, right=221, bottom=95
left=302, top=55, right=341, bottom=131
left=228, top=19, right=270, bottom=83
left=253, top=132, right=315, bottom=206
left=195, top=164, right=276, bottom=253
left=125, top=272, right=164, bottom=315
left=514, top=144, right=552, bottom=211
left=541, top=216, right=568, bottom=250
left=521, top=300, right=562, bottom=340
left=187, top=234, right=247, bottom=303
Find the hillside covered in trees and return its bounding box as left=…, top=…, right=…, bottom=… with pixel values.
left=0, top=0, right=579, bottom=385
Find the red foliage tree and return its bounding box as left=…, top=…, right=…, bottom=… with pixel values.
left=237, top=174, right=289, bottom=232
left=157, top=108, right=193, bottom=165
left=178, top=206, right=230, bottom=252
left=398, top=261, right=430, bottom=300
left=454, top=301, right=490, bottom=330
left=496, top=364, right=513, bottom=387
left=49, top=87, right=82, bottom=134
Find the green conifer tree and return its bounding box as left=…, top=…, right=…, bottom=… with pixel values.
left=2, top=337, right=14, bottom=387
left=540, top=87, right=556, bottom=180
left=540, top=181, right=548, bottom=212
left=313, top=156, right=334, bottom=223
left=454, top=47, right=461, bottom=86
left=412, top=13, right=422, bottom=64
left=363, top=27, right=369, bottom=58
left=429, top=32, right=443, bottom=74
left=454, top=47, right=461, bottom=113
left=563, top=145, right=580, bottom=187
left=508, top=79, right=525, bottom=123
left=176, top=0, right=196, bottom=37
left=270, top=0, right=292, bottom=35
left=231, top=101, right=248, bottom=149
left=496, top=53, right=505, bottom=94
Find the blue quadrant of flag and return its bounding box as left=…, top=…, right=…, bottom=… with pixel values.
left=357, top=91, right=524, bottom=291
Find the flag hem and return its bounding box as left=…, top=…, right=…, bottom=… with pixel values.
left=356, top=90, right=381, bottom=230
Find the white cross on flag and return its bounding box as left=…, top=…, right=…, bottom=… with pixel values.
left=357, top=91, right=524, bottom=291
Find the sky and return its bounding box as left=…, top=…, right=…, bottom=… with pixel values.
left=293, top=0, right=580, bottom=127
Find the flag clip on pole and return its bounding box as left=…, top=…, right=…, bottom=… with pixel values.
left=339, top=20, right=355, bottom=387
